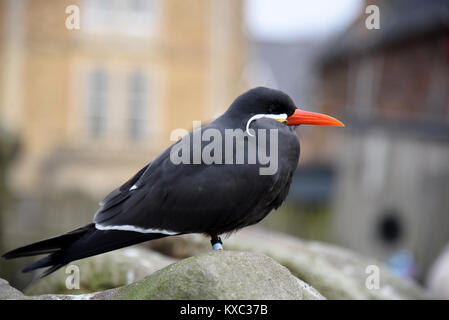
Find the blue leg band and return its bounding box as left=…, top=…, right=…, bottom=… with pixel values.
left=210, top=236, right=223, bottom=251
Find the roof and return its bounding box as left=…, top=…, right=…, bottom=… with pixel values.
left=319, top=0, right=449, bottom=67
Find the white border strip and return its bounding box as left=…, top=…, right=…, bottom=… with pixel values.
left=95, top=223, right=178, bottom=235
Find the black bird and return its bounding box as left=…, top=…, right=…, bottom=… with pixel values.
left=2, top=87, right=343, bottom=276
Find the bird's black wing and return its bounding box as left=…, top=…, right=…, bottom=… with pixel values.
left=93, top=134, right=290, bottom=236
left=96, top=164, right=149, bottom=211
left=93, top=149, right=168, bottom=222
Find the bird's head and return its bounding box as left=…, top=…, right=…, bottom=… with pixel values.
left=228, top=87, right=344, bottom=129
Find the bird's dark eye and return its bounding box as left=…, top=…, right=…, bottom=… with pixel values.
left=268, top=106, right=274, bottom=113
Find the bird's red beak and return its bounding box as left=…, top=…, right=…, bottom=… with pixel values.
left=286, top=109, right=344, bottom=127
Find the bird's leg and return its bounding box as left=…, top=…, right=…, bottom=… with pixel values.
left=210, top=235, right=223, bottom=251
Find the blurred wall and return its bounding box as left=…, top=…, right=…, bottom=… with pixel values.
left=0, top=0, right=246, bottom=197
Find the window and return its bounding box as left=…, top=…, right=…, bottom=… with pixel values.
left=86, top=69, right=108, bottom=138
left=128, top=72, right=148, bottom=140
left=83, top=0, right=160, bottom=37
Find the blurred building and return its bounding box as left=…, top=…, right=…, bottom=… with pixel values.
left=318, top=0, right=449, bottom=279
left=0, top=0, right=246, bottom=197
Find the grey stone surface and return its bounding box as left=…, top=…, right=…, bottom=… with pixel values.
left=1, top=251, right=324, bottom=300
left=103, top=251, right=324, bottom=300
left=0, top=278, right=27, bottom=300
left=25, top=246, right=176, bottom=295
left=427, top=243, right=449, bottom=299
left=150, top=227, right=431, bottom=299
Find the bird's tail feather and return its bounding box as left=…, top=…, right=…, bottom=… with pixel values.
left=2, top=225, right=91, bottom=259
left=2, top=223, right=167, bottom=277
